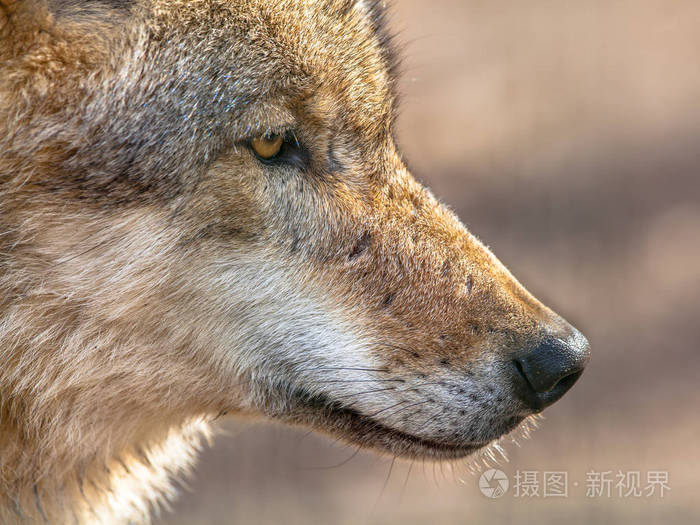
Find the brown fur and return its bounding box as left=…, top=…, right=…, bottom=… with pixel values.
left=0, top=1, right=588, bottom=523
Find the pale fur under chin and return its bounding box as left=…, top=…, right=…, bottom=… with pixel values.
left=0, top=412, right=211, bottom=525
left=73, top=418, right=212, bottom=525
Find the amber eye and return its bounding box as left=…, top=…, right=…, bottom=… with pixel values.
left=250, top=133, right=284, bottom=160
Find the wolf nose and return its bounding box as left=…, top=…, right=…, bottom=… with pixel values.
left=511, top=327, right=590, bottom=411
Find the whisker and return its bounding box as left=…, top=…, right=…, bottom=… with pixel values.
left=297, top=366, right=390, bottom=373
left=369, top=341, right=420, bottom=357
left=411, top=412, right=440, bottom=438
left=312, top=379, right=405, bottom=384
left=399, top=461, right=414, bottom=503
left=397, top=380, right=445, bottom=391
left=367, top=399, right=408, bottom=419
left=230, top=368, right=396, bottom=390
left=334, top=386, right=397, bottom=400
left=300, top=446, right=362, bottom=470
left=393, top=407, right=429, bottom=428
left=373, top=455, right=396, bottom=512
left=376, top=400, right=431, bottom=421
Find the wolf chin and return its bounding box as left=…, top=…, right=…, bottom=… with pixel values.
left=0, top=0, right=590, bottom=523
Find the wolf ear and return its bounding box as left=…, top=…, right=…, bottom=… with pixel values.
left=0, top=0, right=52, bottom=60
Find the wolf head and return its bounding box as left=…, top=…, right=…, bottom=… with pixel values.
left=0, top=0, right=589, bottom=509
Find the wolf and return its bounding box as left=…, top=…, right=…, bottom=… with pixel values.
left=0, top=0, right=590, bottom=522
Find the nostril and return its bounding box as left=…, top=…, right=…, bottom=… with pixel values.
left=519, top=337, right=588, bottom=392
left=552, top=369, right=583, bottom=394
left=511, top=358, right=542, bottom=410
left=511, top=330, right=590, bottom=410
left=512, top=358, right=533, bottom=390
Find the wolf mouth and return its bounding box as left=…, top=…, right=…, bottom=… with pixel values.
left=283, top=390, right=498, bottom=460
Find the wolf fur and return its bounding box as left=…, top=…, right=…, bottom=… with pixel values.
left=0, top=1, right=587, bottom=523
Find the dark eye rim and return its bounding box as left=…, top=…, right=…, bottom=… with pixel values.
left=247, top=130, right=309, bottom=171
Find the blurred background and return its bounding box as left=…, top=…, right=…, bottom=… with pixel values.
left=160, top=1, right=700, bottom=523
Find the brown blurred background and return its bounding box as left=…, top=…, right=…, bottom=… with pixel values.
left=160, top=1, right=700, bottom=523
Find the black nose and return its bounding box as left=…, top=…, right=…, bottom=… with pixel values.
left=512, top=328, right=590, bottom=411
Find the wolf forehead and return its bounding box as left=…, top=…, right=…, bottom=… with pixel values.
left=15, top=0, right=400, bottom=201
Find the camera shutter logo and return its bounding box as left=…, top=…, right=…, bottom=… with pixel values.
left=479, top=469, right=509, bottom=498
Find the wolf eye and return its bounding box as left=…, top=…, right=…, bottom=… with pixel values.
left=247, top=130, right=310, bottom=170
left=251, top=133, right=284, bottom=159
